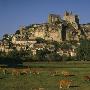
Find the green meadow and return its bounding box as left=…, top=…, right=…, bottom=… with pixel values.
left=0, top=61, right=90, bottom=90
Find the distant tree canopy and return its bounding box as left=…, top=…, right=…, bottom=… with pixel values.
left=2, top=34, right=12, bottom=41
left=2, top=34, right=9, bottom=41
left=2, top=34, right=13, bottom=48
left=60, top=42, right=72, bottom=50
left=0, top=50, right=22, bottom=66
left=0, top=34, right=90, bottom=64
left=76, top=39, right=90, bottom=61
left=15, top=30, right=20, bottom=34
left=3, top=34, right=9, bottom=38
left=36, top=37, right=46, bottom=43
left=52, top=41, right=61, bottom=50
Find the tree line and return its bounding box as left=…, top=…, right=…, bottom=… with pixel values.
left=0, top=39, right=90, bottom=66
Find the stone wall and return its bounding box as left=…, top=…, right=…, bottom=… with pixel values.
left=48, top=14, right=61, bottom=24
left=63, top=11, right=79, bottom=29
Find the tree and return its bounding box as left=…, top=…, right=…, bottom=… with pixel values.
left=15, top=30, right=20, bottom=34
left=2, top=34, right=13, bottom=48
left=0, top=50, right=22, bottom=66
left=36, top=37, right=46, bottom=43
left=76, top=39, right=90, bottom=61
left=52, top=41, right=60, bottom=51
left=60, top=42, right=72, bottom=50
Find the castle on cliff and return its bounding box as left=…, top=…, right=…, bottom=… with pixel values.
left=12, top=11, right=81, bottom=44
left=0, top=11, right=90, bottom=54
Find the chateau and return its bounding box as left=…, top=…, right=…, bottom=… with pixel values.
left=0, top=11, right=90, bottom=56
left=12, top=11, right=82, bottom=44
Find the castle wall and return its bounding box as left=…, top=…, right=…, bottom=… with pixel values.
left=63, top=11, right=79, bottom=30
left=64, top=15, right=76, bottom=24
left=48, top=14, right=61, bottom=24
left=15, top=12, right=80, bottom=43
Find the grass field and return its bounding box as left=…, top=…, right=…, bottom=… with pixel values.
left=0, top=61, right=90, bottom=90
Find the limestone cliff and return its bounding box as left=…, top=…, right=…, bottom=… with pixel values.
left=14, top=11, right=89, bottom=42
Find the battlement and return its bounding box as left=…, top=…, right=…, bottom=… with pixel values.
left=63, top=11, right=79, bottom=29
left=63, top=11, right=79, bottom=24
left=48, top=14, right=61, bottom=24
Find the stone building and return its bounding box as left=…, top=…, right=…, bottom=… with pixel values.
left=48, top=14, right=62, bottom=24
left=13, top=11, right=80, bottom=43
left=63, top=11, right=79, bottom=29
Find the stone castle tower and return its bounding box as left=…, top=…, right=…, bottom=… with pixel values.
left=63, top=11, right=80, bottom=41
left=48, top=14, right=62, bottom=24
left=15, top=11, right=80, bottom=43
left=63, top=11, right=79, bottom=29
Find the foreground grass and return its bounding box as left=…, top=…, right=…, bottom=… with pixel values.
left=0, top=61, right=90, bottom=90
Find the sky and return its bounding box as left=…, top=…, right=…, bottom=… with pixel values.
left=0, top=0, right=90, bottom=37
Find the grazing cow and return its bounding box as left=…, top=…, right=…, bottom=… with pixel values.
left=20, top=68, right=30, bottom=75
left=59, top=80, right=72, bottom=89
left=12, top=68, right=20, bottom=76
left=84, top=76, right=90, bottom=81
left=32, top=70, right=39, bottom=75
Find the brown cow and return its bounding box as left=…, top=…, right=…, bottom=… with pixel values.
left=20, top=68, right=30, bottom=75
left=12, top=68, right=20, bottom=76
left=59, top=80, right=72, bottom=89
left=32, top=69, right=40, bottom=75
left=84, top=76, right=90, bottom=81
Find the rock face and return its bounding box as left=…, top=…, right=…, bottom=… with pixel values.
left=80, top=24, right=90, bottom=39
left=32, top=23, right=62, bottom=42
left=48, top=14, right=62, bottom=24
left=14, top=11, right=89, bottom=42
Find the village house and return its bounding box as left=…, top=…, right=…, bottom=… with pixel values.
left=0, top=41, right=13, bottom=53
left=57, top=48, right=76, bottom=57
left=57, top=48, right=64, bottom=56
left=12, top=35, right=37, bottom=45
left=30, top=43, right=46, bottom=55
left=11, top=35, right=37, bottom=51
left=46, top=44, right=55, bottom=52
left=31, top=48, right=37, bottom=55
left=33, top=43, right=46, bottom=50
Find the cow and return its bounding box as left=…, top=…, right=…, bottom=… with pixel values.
left=59, top=80, right=72, bottom=89
left=12, top=68, right=20, bottom=76
left=32, top=69, right=40, bottom=75
left=20, top=68, right=30, bottom=75
left=84, top=76, right=90, bottom=81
